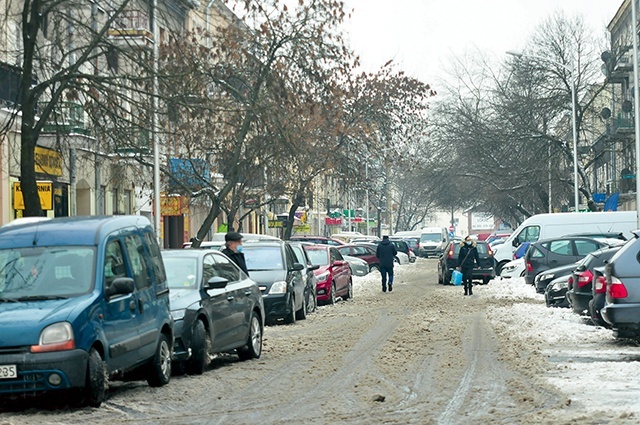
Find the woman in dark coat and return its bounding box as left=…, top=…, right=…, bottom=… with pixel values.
left=457, top=236, right=480, bottom=295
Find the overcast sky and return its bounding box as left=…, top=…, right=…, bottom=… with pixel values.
left=343, top=1, right=623, bottom=88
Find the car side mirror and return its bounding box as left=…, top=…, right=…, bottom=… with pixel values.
left=333, top=260, right=346, bottom=267
left=512, top=239, right=519, bottom=247
left=291, top=262, right=304, bottom=272
left=442, top=238, right=446, bottom=242
left=205, top=276, right=228, bottom=290
left=576, top=264, right=587, bottom=272
left=309, top=265, right=320, bottom=271
left=106, top=277, right=135, bottom=299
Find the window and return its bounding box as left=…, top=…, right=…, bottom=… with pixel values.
left=352, top=246, right=368, bottom=256
left=517, top=226, right=540, bottom=244
left=574, top=240, right=601, bottom=256
left=124, top=235, right=151, bottom=289
left=105, top=240, right=126, bottom=289
left=530, top=246, right=544, bottom=258
left=213, top=254, right=241, bottom=282
left=202, top=254, right=217, bottom=284
left=291, top=246, right=308, bottom=266
left=330, top=248, right=342, bottom=263
left=143, top=232, right=166, bottom=285
left=549, top=240, right=572, bottom=256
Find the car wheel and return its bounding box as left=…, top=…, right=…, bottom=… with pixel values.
left=306, top=288, right=317, bottom=314
left=482, top=276, right=491, bottom=285
left=296, top=295, right=308, bottom=320
left=328, top=284, right=336, bottom=305
left=446, top=271, right=452, bottom=285
left=496, top=261, right=509, bottom=276
left=437, top=269, right=443, bottom=285
left=82, top=348, right=107, bottom=407
left=394, top=257, right=400, bottom=264
left=545, top=291, right=553, bottom=308
left=238, top=311, right=263, bottom=360
left=187, top=320, right=211, bottom=375
left=147, top=333, right=172, bottom=387
left=284, top=295, right=296, bottom=324
left=343, top=279, right=353, bottom=300
left=369, top=264, right=379, bottom=273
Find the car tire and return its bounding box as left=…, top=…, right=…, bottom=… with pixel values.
left=296, top=295, right=308, bottom=320
left=237, top=311, right=263, bottom=360
left=306, top=288, right=316, bottom=314
left=343, top=279, right=353, bottom=300
left=147, top=334, right=172, bottom=387
left=394, top=256, right=400, bottom=264
left=284, top=295, right=296, bottom=324
left=445, top=271, right=452, bottom=285
left=328, top=284, right=336, bottom=305
left=496, top=261, right=509, bottom=276
left=482, top=276, right=491, bottom=285
left=437, top=270, right=443, bottom=285
left=369, top=264, right=379, bottom=273
left=82, top=348, right=107, bottom=407
left=187, top=320, right=210, bottom=375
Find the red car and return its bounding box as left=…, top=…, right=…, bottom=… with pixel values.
left=303, top=244, right=352, bottom=304
left=335, top=244, right=379, bottom=272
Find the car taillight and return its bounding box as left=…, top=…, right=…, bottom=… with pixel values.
left=526, top=261, right=533, bottom=272
left=608, top=276, right=628, bottom=299
left=577, top=270, right=593, bottom=288
left=488, top=247, right=493, bottom=256
left=448, top=248, right=453, bottom=259
left=595, top=276, right=606, bottom=294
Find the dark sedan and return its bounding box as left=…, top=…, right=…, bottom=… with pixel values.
left=533, top=262, right=579, bottom=295
left=162, top=250, right=265, bottom=375
left=545, top=274, right=571, bottom=308
left=243, top=240, right=307, bottom=325
left=567, top=246, right=621, bottom=316
left=437, top=241, right=496, bottom=285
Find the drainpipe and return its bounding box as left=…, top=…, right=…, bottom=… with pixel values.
left=68, top=9, right=76, bottom=216
left=205, top=0, right=216, bottom=48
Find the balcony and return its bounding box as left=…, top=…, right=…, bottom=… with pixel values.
left=40, top=101, right=90, bottom=135
left=611, top=112, right=634, bottom=134
left=107, top=10, right=154, bottom=50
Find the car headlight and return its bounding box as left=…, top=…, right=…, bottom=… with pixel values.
left=269, top=281, right=288, bottom=294
left=552, top=280, right=568, bottom=290
left=31, top=322, right=75, bottom=353
left=316, top=272, right=329, bottom=282
left=172, top=309, right=186, bottom=321
left=540, top=273, right=555, bottom=281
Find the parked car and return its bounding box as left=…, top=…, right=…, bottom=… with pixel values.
left=289, top=242, right=319, bottom=314
left=524, top=236, right=618, bottom=289
left=242, top=240, right=307, bottom=325
left=533, top=262, right=580, bottom=294
left=544, top=274, right=571, bottom=308
left=602, top=233, right=640, bottom=338
left=366, top=240, right=411, bottom=265
left=343, top=255, right=369, bottom=277
left=390, top=237, right=418, bottom=263
left=161, top=250, right=264, bottom=375
left=335, top=244, right=379, bottom=272
left=289, top=235, right=344, bottom=246
left=419, top=227, right=449, bottom=257
left=567, top=246, right=621, bottom=316
left=486, top=232, right=512, bottom=244
left=303, top=244, right=352, bottom=304
left=0, top=216, right=173, bottom=407
left=182, top=241, right=224, bottom=250
left=499, top=258, right=525, bottom=279
left=437, top=241, right=496, bottom=285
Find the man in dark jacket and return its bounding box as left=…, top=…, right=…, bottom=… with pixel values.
left=221, top=232, right=249, bottom=276
left=457, top=236, right=480, bottom=295
left=376, top=235, right=398, bottom=292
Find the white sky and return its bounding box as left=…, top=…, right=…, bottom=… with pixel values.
left=343, top=0, right=623, bottom=88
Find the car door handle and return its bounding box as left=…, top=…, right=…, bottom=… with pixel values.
left=244, top=290, right=252, bottom=296
left=129, top=300, right=137, bottom=312
left=138, top=299, right=144, bottom=313
left=227, top=295, right=235, bottom=302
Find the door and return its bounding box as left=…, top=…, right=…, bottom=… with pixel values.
left=285, top=245, right=305, bottom=311
left=330, top=248, right=349, bottom=293
left=545, top=239, right=574, bottom=269
left=211, top=253, right=246, bottom=349
left=102, top=238, right=141, bottom=371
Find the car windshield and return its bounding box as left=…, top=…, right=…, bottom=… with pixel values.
left=163, top=257, right=199, bottom=289
left=242, top=246, right=284, bottom=271
left=421, top=233, right=441, bottom=242
left=304, top=249, right=329, bottom=266
left=0, top=246, right=95, bottom=299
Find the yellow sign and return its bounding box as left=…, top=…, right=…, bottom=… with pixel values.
left=268, top=220, right=283, bottom=228
left=34, top=146, right=63, bottom=176
left=13, top=181, right=54, bottom=210
left=294, top=224, right=310, bottom=232
left=161, top=196, right=184, bottom=216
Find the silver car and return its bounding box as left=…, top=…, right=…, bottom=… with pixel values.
left=344, top=255, right=369, bottom=277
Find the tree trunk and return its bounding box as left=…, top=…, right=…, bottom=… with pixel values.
left=283, top=193, right=303, bottom=240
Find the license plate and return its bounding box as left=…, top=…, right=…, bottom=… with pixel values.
left=0, top=365, right=17, bottom=379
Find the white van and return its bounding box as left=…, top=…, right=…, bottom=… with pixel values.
left=493, top=211, right=638, bottom=273
left=419, top=227, right=449, bottom=257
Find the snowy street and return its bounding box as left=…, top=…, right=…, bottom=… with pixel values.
left=3, top=258, right=639, bottom=424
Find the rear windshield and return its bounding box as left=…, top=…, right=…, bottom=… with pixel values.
left=453, top=243, right=489, bottom=255
left=242, top=246, right=284, bottom=271
left=163, top=257, right=199, bottom=289
left=0, top=246, right=95, bottom=300
left=421, top=233, right=442, bottom=242
left=304, top=248, right=329, bottom=266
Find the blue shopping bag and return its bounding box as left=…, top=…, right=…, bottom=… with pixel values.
left=451, top=269, right=463, bottom=286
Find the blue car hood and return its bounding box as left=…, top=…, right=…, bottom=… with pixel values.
left=0, top=298, right=83, bottom=347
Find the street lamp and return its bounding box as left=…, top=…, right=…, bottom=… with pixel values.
left=506, top=50, right=580, bottom=213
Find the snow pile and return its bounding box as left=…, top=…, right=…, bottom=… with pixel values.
left=479, top=276, right=540, bottom=302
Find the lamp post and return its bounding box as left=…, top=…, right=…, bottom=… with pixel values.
left=506, top=50, right=580, bottom=213
left=632, top=0, right=640, bottom=228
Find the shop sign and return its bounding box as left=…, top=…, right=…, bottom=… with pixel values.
left=13, top=181, right=53, bottom=210
left=325, top=217, right=342, bottom=226
left=269, top=220, right=284, bottom=228
left=161, top=195, right=184, bottom=216
left=34, top=146, right=63, bottom=176
left=294, top=224, right=310, bottom=232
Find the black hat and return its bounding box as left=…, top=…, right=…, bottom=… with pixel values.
left=382, top=235, right=389, bottom=240
left=225, top=232, right=243, bottom=242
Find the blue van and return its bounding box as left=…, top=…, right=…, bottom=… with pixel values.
left=0, top=216, right=173, bottom=407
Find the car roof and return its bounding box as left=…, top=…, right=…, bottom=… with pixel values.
left=0, top=215, right=153, bottom=248
left=162, top=249, right=211, bottom=259
left=531, top=235, right=610, bottom=247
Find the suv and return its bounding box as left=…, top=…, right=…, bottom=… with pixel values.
left=437, top=241, right=496, bottom=285
left=0, top=216, right=173, bottom=407
left=242, top=240, right=307, bottom=325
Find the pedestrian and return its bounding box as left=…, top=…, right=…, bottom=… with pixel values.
left=221, top=232, right=249, bottom=276
left=457, top=236, right=480, bottom=296
left=376, top=235, right=398, bottom=292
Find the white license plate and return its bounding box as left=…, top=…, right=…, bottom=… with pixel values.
left=0, top=365, right=17, bottom=379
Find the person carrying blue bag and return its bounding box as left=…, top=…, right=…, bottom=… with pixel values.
left=457, top=236, right=480, bottom=296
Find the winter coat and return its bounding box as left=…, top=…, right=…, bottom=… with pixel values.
left=221, top=247, right=249, bottom=276
left=376, top=239, right=398, bottom=268
left=457, top=241, right=480, bottom=269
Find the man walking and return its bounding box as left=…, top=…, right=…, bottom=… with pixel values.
left=221, top=232, right=249, bottom=276
left=376, top=235, right=397, bottom=292
left=457, top=236, right=480, bottom=295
